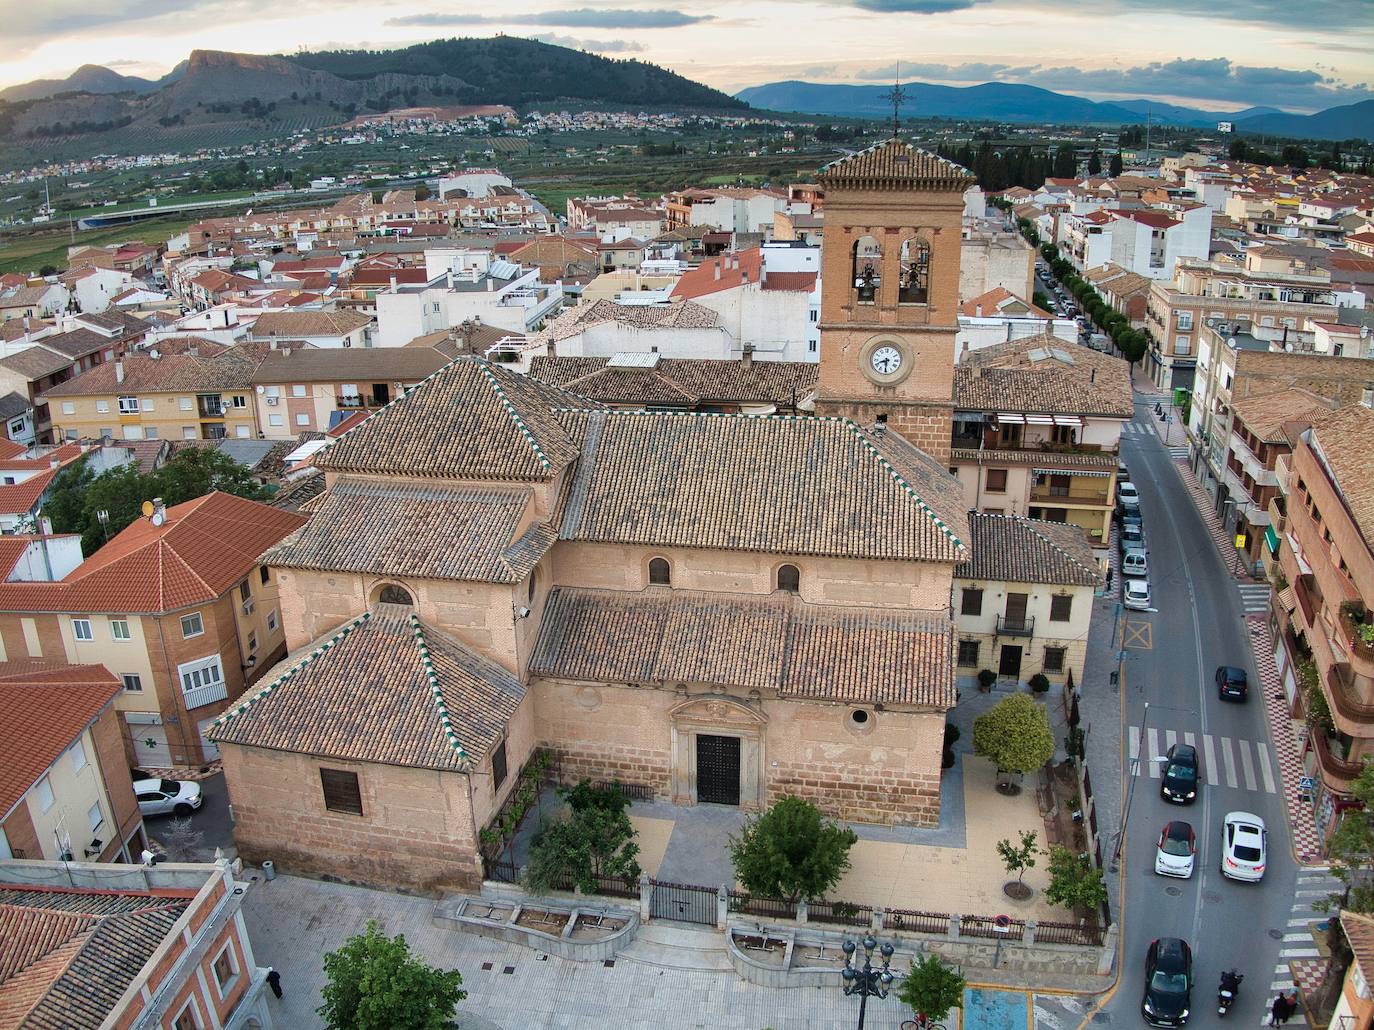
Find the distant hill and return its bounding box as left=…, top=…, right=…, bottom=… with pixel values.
left=0, top=64, right=166, bottom=102
left=735, top=80, right=1372, bottom=141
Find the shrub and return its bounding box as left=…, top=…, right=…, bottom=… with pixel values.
left=1044, top=845, right=1107, bottom=912
left=977, top=668, right=997, bottom=689
left=896, top=954, right=966, bottom=1024
left=318, top=920, right=465, bottom=1030
left=972, top=694, right=1055, bottom=775
left=728, top=796, right=857, bottom=902
left=524, top=780, right=641, bottom=893
left=1029, top=673, right=1051, bottom=693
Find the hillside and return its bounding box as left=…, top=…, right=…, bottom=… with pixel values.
left=0, top=64, right=164, bottom=102
left=1236, top=99, right=1374, bottom=142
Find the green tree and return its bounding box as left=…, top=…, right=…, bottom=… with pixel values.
left=1109, top=152, right=1124, bottom=177
left=318, top=920, right=465, bottom=1030
left=896, top=953, right=966, bottom=1024
left=1088, top=150, right=1102, bottom=175
left=972, top=694, right=1055, bottom=776
left=1325, top=764, right=1374, bottom=914
left=1043, top=845, right=1108, bottom=912
left=996, top=829, right=1039, bottom=885
left=41, top=457, right=94, bottom=535
left=728, top=795, right=857, bottom=902
left=524, top=780, right=641, bottom=894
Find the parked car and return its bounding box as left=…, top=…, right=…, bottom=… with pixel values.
left=1118, top=481, right=1141, bottom=513
left=1221, top=812, right=1267, bottom=881
left=134, top=777, right=203, bottom=817
left=1120, top=522, right=1146, bottom=553
left=1160, top=743, right=1199, bottom=803
left=1117, top=460, right=1130, bottom=482
left=1122, top=548, right=1148, bottom=578
left=1124, top=577, right=1152, bottom=610
left=1215, top=666, right=1249, bottom=702
left=1155, top=821, right=1197, bottom=878
left=1142, top=938, right=1193, bottom=1026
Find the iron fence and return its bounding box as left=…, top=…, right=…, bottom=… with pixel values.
left=591, top=780, right=656, bottom=802
left=807, top=899, right=872, bottom=928
left=883, top=909, right=949, bottom=935
left=651, top=880, right=717, bottom=925
left=1035, top=920, right=1104, bottom=947
left=728, top=891, right=797, bottom=921
left=959, top=914, right=1025, bottom=941
left=483, top=855, right=519, bottom=883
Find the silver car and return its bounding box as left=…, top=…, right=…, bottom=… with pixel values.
left=134, top=777, right=203, bottom=817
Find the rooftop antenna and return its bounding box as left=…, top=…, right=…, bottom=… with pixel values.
left=881, top=63, right=907, bottom=138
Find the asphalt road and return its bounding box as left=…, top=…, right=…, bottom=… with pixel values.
left=1101, top=397, right=1297, bottom=1028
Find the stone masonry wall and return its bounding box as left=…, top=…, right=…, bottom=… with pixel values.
left=812, top=398, right=953, bottom=465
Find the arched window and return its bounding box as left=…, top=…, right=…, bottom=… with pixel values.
left=527, top=568, right=538, bottom=605
left=648, top=557, right=671, bottom=586
left=899, top=239, right=930, bottom=304
left=852, top=235, right=882, bottom=303
left=378, top=584, right=413, bottom=605
left=777, top=564, right=800, bottom=593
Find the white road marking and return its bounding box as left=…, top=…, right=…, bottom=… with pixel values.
left=1240, top=742, right=1258, bottom=791
left=1257, top=746, right=1277, bottom=794
left=1148, top=727, right=1161, bottom=777
left=1221, top=736, right=1239, bottom=788
left=1203, top=734, right=1218, bottom=784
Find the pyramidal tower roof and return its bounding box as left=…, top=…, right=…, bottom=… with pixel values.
left=818, top=138, right=975, bottom=192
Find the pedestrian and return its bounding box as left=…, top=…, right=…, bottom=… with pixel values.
left=266, top=968, right=282, bottom=999
left=1282, top=990, right=1300, bottom=1024
left=1270, top=994, right=1286, bottom=1027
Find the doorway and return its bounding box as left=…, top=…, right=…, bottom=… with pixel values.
left=696, top=734, right=741, bottom=805
left=999, top=644, right=1023, bottom=679
left=372, top=382, right=390, bottom=405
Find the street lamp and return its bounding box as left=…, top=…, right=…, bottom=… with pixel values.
left=840, top=935, right=895, bottom=1030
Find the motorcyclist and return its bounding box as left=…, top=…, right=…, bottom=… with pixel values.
left=1218, top=970, right=1244, bottom=1015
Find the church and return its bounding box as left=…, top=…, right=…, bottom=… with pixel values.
left=211, top=142, right=987, bottom=892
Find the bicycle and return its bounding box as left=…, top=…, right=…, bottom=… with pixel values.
left=901, top=1018, right=947, bottom=1030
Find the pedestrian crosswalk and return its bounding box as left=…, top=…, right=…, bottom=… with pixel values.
left=1262, top=866, right=1339, bottom=1028
left=1121, top=422, right=1151, bottom=437
left=1128, top=725, right=1279, bottom=794
left=1239, top=583, right=1273, bottom=615
left=1166, top=445, right=1189, bottom=459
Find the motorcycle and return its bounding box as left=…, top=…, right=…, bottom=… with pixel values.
left=1218, top=970, right=1243, bottom=1016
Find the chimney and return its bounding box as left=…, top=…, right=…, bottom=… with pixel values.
left=742, top=343, right=754, bottom=370
left=152, top=497, right=165, bottom=522
left=713, top=261, right=721, bottom=281
left=389, top=275, right=397, bottom=290
left=115, top=360, right=124, bottom=384
left=447, top=270, right=454, bottom=288
left=487, top=277, right=494, bottom=292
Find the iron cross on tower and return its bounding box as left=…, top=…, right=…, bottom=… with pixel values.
left=881, top=65, right=907, bottom=136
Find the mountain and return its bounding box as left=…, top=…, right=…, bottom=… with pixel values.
left=736, top=80, right=1372, bottom=140
left=0, top=64, right=163, bottom=102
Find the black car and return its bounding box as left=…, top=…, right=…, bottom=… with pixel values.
left=1216, top=666, right=1249, bottom=701
left=1142, top=937, right=1193, bottom=1026
left=1160, top=743, right=1199, bottom=804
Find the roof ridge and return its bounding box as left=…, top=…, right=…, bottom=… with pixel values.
left=844, top=422, right=966, bottom=555
left=210, top=611, right=371, bottom=730
left=407, top=612, right=471, bottom=767
left=1017, top=517, right=1098, bottom=578
left=477, top=365, right=554, bottom=472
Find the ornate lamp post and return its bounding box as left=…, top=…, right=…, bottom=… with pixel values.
left=840, top=936, right=895, bottom=1030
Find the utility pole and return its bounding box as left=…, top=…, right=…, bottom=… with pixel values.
left=1144, top=107, right=1152, bottom=167
left=1111, top=700, right=1149, bottom=871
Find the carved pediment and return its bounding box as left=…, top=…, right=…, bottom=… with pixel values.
left=669, top=695, right=767, bottom=727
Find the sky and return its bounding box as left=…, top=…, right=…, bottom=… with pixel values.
left=1, top=0, right=1372, bottom=114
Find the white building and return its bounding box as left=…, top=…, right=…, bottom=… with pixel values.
left=438, top=168, right=514, bottom=199
left=956, top=288, right=1077, bottom=359
left=374, top=257, right=563, bottom=348
left=1109, top=206, right=1210, bottom=280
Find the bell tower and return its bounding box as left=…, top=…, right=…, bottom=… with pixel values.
left=814, top=140, right=974, bottom=463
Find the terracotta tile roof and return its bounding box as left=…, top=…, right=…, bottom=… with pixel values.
left=531, top=587, right=955, bottom=708
left=0, top=286, right=60, bottom=310
left=0, top=665, right=121, bottom=818
left=957, top=513, right=1100, bottom=587
left=671, top=250, right=762, bottom=301
left=0, top=319, right=52, bottom=343
left=1343, top=911, right=1374, bottom=980
left=1307, top=405, right=1374, bottom=543
left=959, top=287, right=1053, bottom=319
left=819, top=139, right=974, bottom=192
left=0, top=439, right=26, bottom=460
left=30, top=329, right=109, bottom=361
left=269, top=469, right=326, bottom=511
left=316, top=358, right=586, bottom=482
left=951, top=447, right=1118, bottom=470
left=265, top=477, right=555, bottom=583
left=250, top=347, right=448, bottom=384
left=210, top=605, right=523, bottom=769
left=0, top=492, right=306, bottom=614
left=528, top=355, right=819, bottom=407
left=554, top=409, right=968, bottom=563
left=249, top=309, right=371, bottom=338
left=1113, top=209, right=1181, bottom=229
left=41, top=350, right=257, bottom=398
left=0, top=346, right=70, bottom=381
left=954, top=335, right=1134, bottom=417
left=72, top=310, right=148, bottom=337
left=0, top=885, right=190, bottom=1030
left=535, top=298, right=718, bottom=345
left=349, top=267, right=430, bottom=287
left=0, top=467, right=59, bottom=517
left=1230, top=388, right=1333, bottom=444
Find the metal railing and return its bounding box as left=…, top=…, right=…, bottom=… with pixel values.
left=808, top=900, right=873, bottom=928
left=728, top=891, right=797, bottom=921
left=882, top=909, right=948, bottom=934
left=996, top=615, right=1035, bottom=637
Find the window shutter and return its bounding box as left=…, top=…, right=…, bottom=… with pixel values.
left=320, top=768, right=363, bottom=815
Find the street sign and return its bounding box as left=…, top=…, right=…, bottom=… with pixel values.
left=1234, top=533, right=1247, bottom=549
left=1299, top=776, right=1317, bottom=790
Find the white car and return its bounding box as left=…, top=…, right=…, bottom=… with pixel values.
left=1155, top=821, right=1196, bottom=878
left=1118, top=482, right=1141, bottom=510
left=134, top=777, right=203, bottom=818
left=1220, top=812, right=1267, bottom=881
left=1124, top=577, right=1151, bottom=610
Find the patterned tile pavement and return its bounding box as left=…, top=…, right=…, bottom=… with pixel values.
left=1170, top=456, right=1256, bottom=581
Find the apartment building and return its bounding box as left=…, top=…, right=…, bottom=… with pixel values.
left=251, top=345, right=450, bottom=438
left=0, top=666, right=146, bottom=863
left=0, top=492, right=306, bottom=767
left=1108, top=206, right=1210, bottom=280
left=1085, top=264, right=1151, bottom=328
left=246, top=308, right=372, bottom=349
left=0, top=856, right=274, bottom=1029
left=41, top=343, right=260, bottom=443
left=665, top=187, right=786, bottom=234
left=1272, top=405, right=1374, bottom=844
left=950, top=335, right=1133, bottom=551
left=374, top=257, right=563, bottom=348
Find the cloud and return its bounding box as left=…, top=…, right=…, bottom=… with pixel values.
left=529, top=33, right=646, bottom=53
left=850, top=0, right=983, bottom=9
left=855, top=61, right=1022, bottom=82
left=387, top=8, right=711, bottom=29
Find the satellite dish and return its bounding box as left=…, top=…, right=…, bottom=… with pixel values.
left=256, top=385, right=266, bottom=394
left=151, top=512, right=165, bottom=527
left=140, top=500, right=155, bottom=517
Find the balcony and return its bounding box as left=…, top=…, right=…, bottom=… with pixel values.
left=996, top=614, right=1036, bottom=637
left=1325, top=661, right=1374, bottom=727
left=183, top=680, right=228, bottom=710
left=1339, top=603, right=1374, bottom=669
left=335, top=394, right=380, bottom=409
left=1312, top=730, right=1364, bottom=790
left=197, top=396, right=225, bottom=418
left=1029, top=481, right=1111, bottom=505
left=1294, top=574, right=1322, bottom=629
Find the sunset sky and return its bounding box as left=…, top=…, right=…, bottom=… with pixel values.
left=1, top=0, right=1371, bottom=113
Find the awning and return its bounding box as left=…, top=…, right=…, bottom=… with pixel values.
left=1053, top=415, right=1083, bottom=426
left=1026, top=414, right=1057, bottom=425
left=996, top=413, right=1025, bottom=424
left=1277, top=586, right=1296, bottom=613
left=1265, top=526, right=1280, bottom=555
left=1034, top=468, right=1113, bottom=478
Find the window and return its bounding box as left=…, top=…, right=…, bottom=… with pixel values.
left=1176, top=312, right=1193, bottom=331
left=320, top=768, right=363, bottom=815
left=961, top=587, right=984, bottom=616
left=100, top=427, right=113, bottom=440
left=492, top=739, right=508, bottom=791
left=985, top=469, right=1008, bottom=493
left=852, top=235, right=882, bottom=302
left=239, top=580, right=251, bottom=602
left=35, top=776, right=54, bottom=813
left=182, top=426, right=196, bottom=440
left=95, top=400, right=109, bottom=413
left=260, top=565, right=270, bottom=585
left=291, top=385, right=306, bottom=398
left=1043, top=646, right=1067, bottom=674
left=1051, top=425, right=1076, bottom=446
left=72, top=618, right=93, bottom=641
left=898, top=238, right=930, bottom=304
left=87, top=801, right=102, bottom=832
left=247, top=631, right=257, bottom=653
left=268, top=414, right=284, bottom=427
left=145, top=427, right=158, bottom=440
left=122, top=673, right=143, bottom=692
left=212, top=944, right=238, bottom=995
left=110, top=619, right=131, bottom=641
left=61, top=401, right=75, bottom=415
left=808, top=338, right=818, bottom=353
left=142, top=398, right=154, bottom=411
left=179, top=656, right=224, bottom=694
left=232, top=395, right=247, bottom=408
left=1050, top=594, right=1073, bottom=622
left=957, top=639, right=980, bottom=667
left=173, top=1002, right=201, bottom=1030
left=1175, top=336, right=1191, bottom=355
left=265, top=386, right=280, bottom=399
left=648, top=557, right=671, bottom=585
left=235, top=425, right=250, bottom=439
left=118, top=396, right=138, bottom=414
left=178, top=613, right=204, bottom=639
left=267, top=609, right=279, bottom=632
left=179, top=397, right=193, bottom=411
left=7, top=419, right=22, bottom=436
left=295, top=413, right=310, bottom=426
left=378, top=585, right=412, bottom=605
left=70, top=738, right=87, bottom=773
left=808, top=309, right=818, bottom=323
left=777, top=564, right=800, bottom=593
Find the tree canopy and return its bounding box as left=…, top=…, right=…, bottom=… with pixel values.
left=524, top=780, right=641, bottom=894
left=1325, top=762, right=1374, bottom=914
left=896, top=953, right=966, bottom=1023
left=318, top=920, right=465, bottom=1030
left=972, top=694, right=1055, bottom=775
left=728, top=795, right=858, bottom=902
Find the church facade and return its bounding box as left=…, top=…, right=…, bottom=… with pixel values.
left=211, top=142, right=983, bottom=893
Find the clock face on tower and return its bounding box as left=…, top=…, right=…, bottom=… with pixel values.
left=871, top=345, right=902, bottom=375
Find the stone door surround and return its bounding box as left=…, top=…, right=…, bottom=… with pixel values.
left=668, top=693, right=767, bottom=810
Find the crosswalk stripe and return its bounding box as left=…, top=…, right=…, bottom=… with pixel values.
left=1165, top=729, right=1178, bottom=754
left=1129, top=725, right=1140, bottom=771
left=1221, top=737, right=1238, bottom=788
left=1257, top=746, right=1277, bottom=794
left=1203, top=735, right=1218, bottom=785
left=1148, top=727, right=1161, bottom=778
left=1240, top=744, right=1258, bottom=791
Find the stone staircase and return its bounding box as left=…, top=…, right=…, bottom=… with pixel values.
left=616, top=921, right=733, bottom=972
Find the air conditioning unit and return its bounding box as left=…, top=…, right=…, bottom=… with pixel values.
left=265, top=396, right=279, bottom=406
left=242, top=600, right=255, bottom=615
